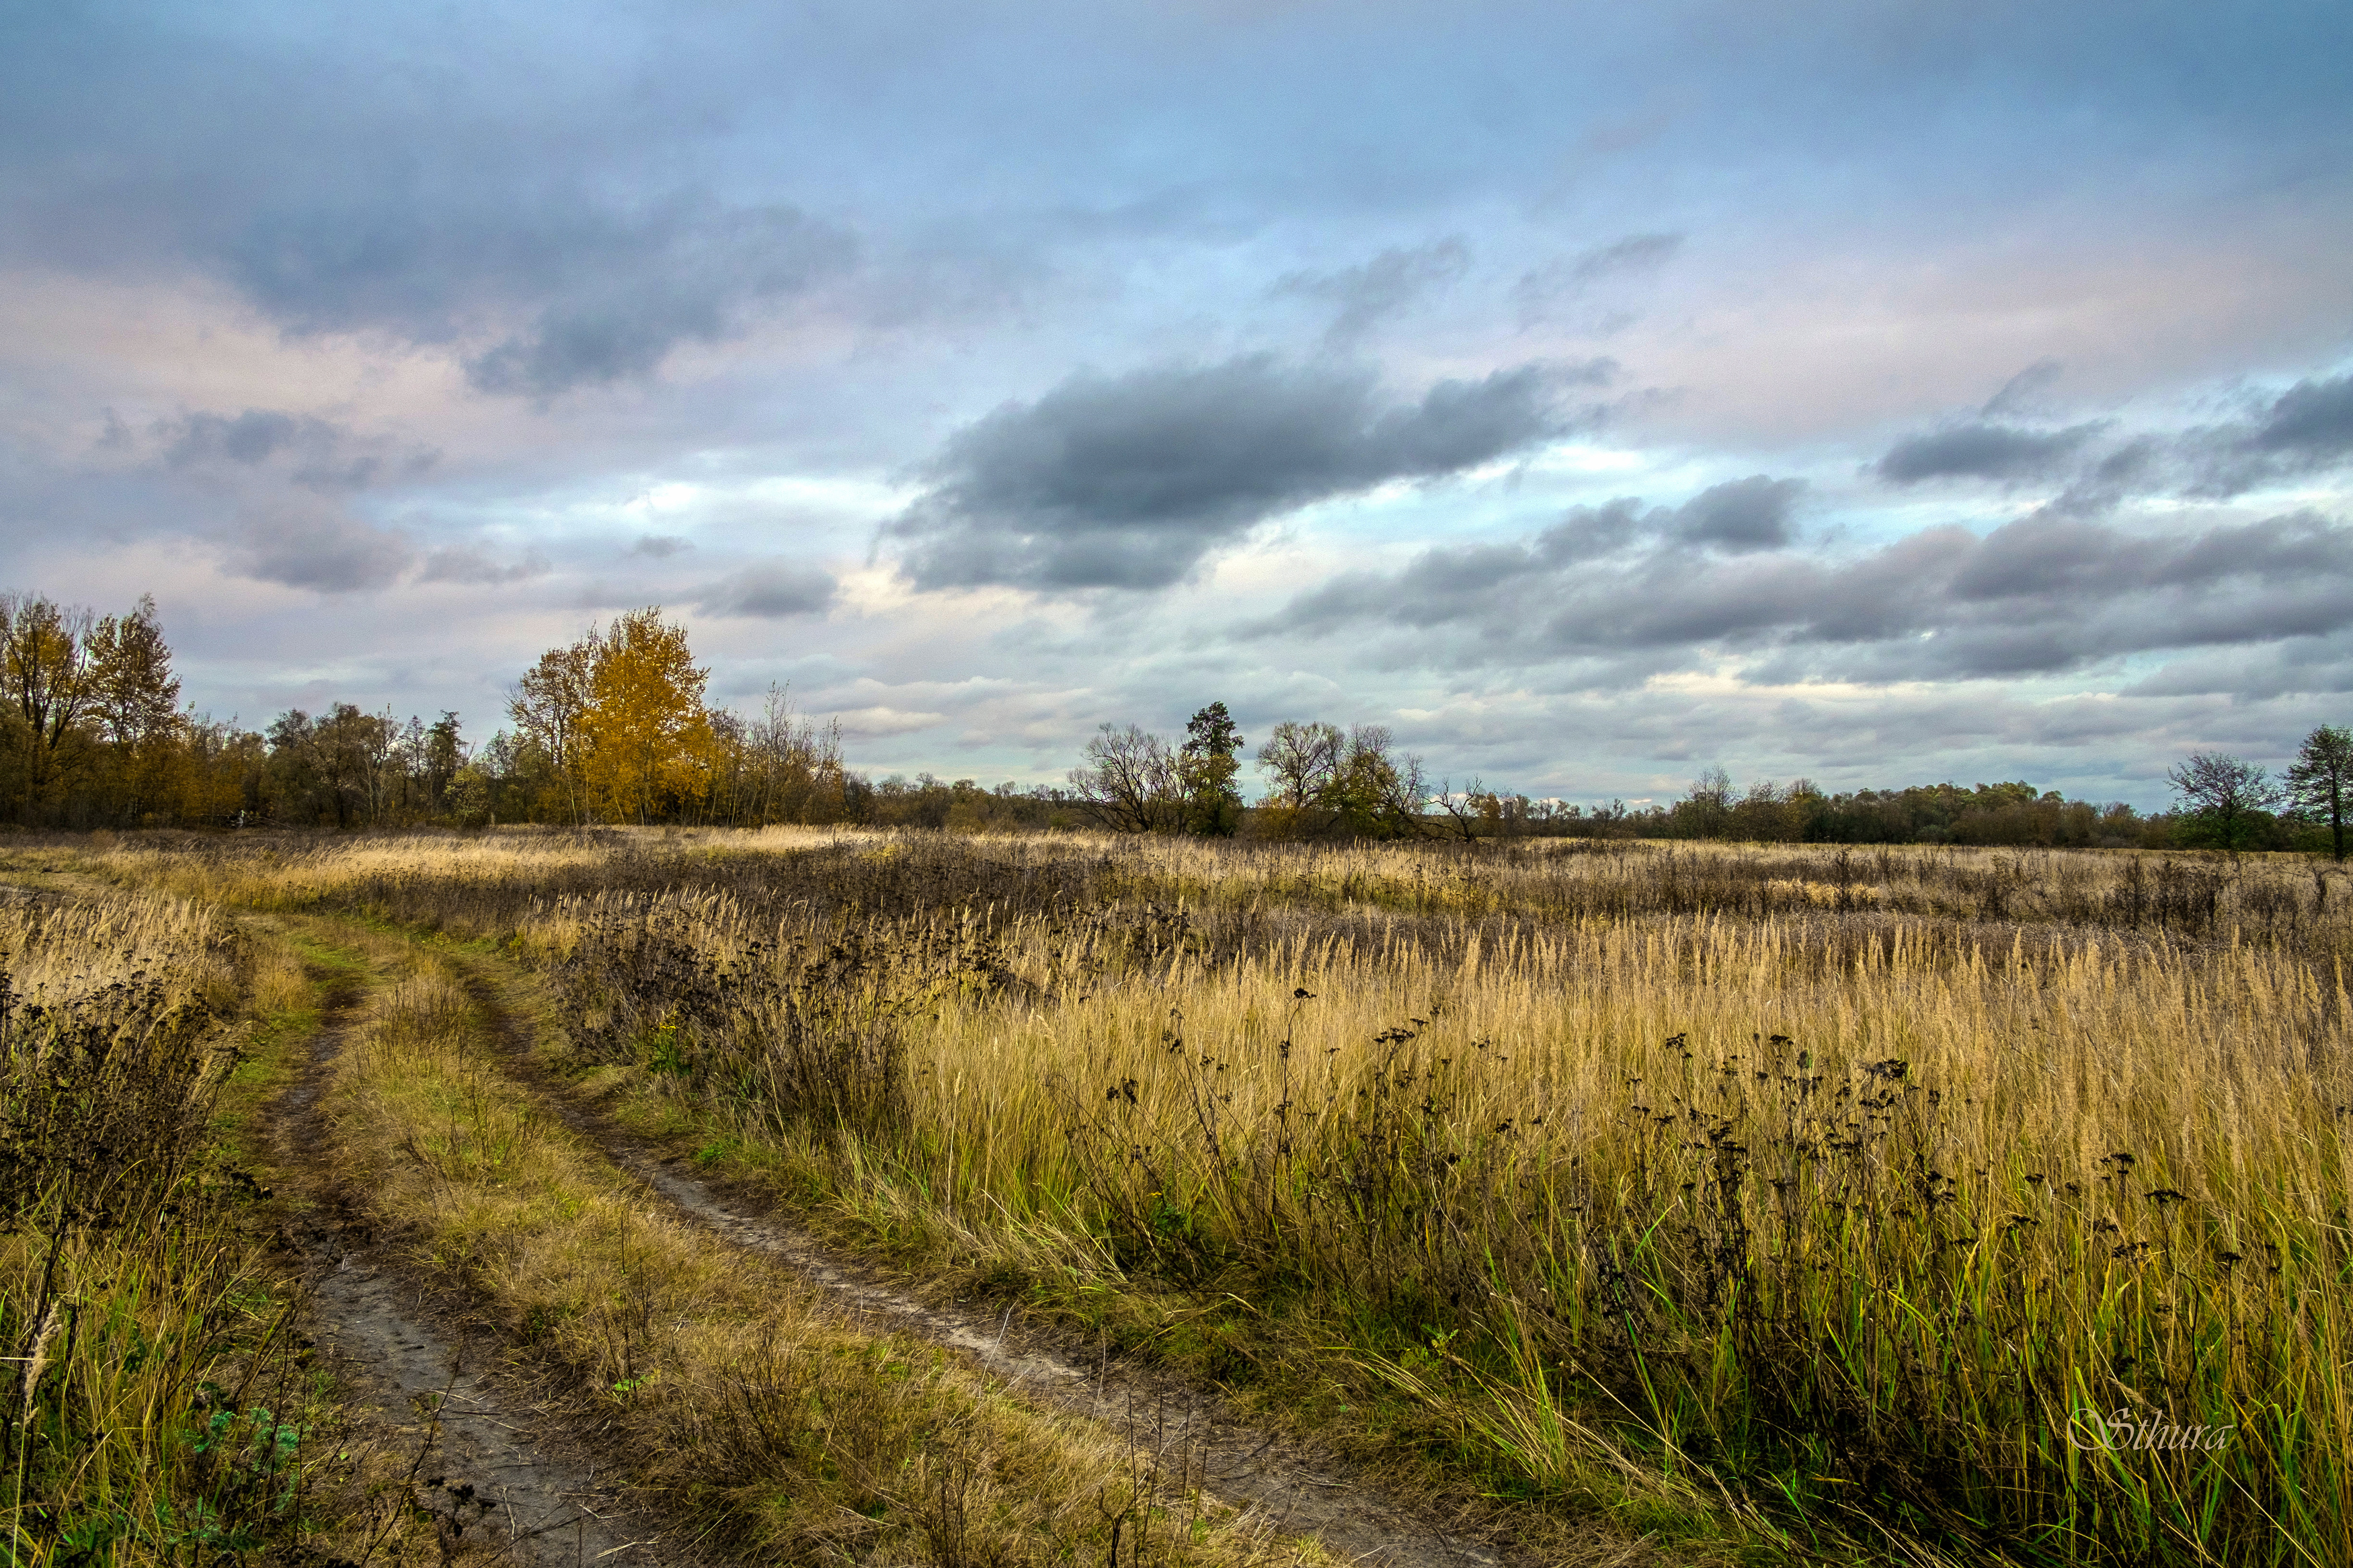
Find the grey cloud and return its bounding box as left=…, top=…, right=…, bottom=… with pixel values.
left=1978, top=373, right=2353, bottom=503
left=2249, top=372, right=2353, bottom=460
left=1871, top=372, right=2353, bottom=503
left=631, top=534, right=694, bottom=558
left=418, top=546, right=551, bottom=585
left=888, top=354, right=1606, bottom=592
left=2122, top=632, right=2353, bottom=700
left=1875, top=420, right=2104, bottom=484
left=166, top=409, right=322, bottom=466
left=20, top=50, right=859, bottom=403
left=1513, top=233, right=1683, bottom=327
left=694, top=563, right=837, bottom=618
left=1671, top=474, right=1802, bottom=551
left=1263, top=503, right=2353, bottom=690
left=461, top=201, right=856, bottom=397
left=1276, top=479, right=1802, bottom=636
left=159, top=408, right=436, bottom=490
left=2165, top=377, right=2353, bottom=498
left=1981, top=358, right=2065, bottom=418
left=231, top=508, right=414, bottom=592
left=1273, top=239, right=1470, bottom=345
left=1572, top=233, right=1684, bottom=282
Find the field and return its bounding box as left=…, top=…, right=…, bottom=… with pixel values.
left=5, top=829, right=2348, bottom=1566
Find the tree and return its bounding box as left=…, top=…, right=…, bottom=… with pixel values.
left=2286, top=724, right=2353, bottom=862
left=742, top=685, right=852, bottom=825
left=85, top=595, right=184, bottom=822
left=510, top=636, right=597, bottom=824
left=263, top=703, right=391, bottom=827
left=1254, top=720, right=1427, bottom=839
left=577, top=608, right=716, bottom=824
left=1325, top=725, right=1430, bottom=839
left=0, top=593, right=96, bottom=818
left=85, top=595, right=181, bottom=747
left=1435, top=777, right=1531, bottom=841
left=2166, top=751, right=2282, bottom=852
left=1179, top=701, right=1245, bottom=836
left=1673, top=766, right=1734, bottom=839
left=423, top=712, right=465, bottom=815
left=1255, top=720, right=1343, bottom=830
left=1069, top=723, right=1184, bottom=833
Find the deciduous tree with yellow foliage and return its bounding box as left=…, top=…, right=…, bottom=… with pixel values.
left=573, top=608, right=717, bottom=823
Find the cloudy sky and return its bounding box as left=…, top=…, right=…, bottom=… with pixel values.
left=6, top=1, right=2351, bottom=805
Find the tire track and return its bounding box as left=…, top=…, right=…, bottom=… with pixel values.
left=277, top=971, right=666, bottom=1567
left=452, top=960, right=1517, bottom=1568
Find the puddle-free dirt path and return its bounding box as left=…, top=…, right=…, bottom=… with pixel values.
left=278, top=975, right=664, bottom=1567
left=452, top=962, right=1517, bottom=1568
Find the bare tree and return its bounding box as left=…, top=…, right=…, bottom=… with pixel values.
left=1433, top=776, right=1488, bottom=842
left=2286, top=724, right=2353, bottom=862
left=1257, top=720, right=1343, bottom=811
left=2167, top=751, right=2283, bottom=851
left=1069, top=723, right=1184, bottom=833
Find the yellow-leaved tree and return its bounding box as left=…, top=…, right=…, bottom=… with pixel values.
left=575, top=607, right=716, bottom=823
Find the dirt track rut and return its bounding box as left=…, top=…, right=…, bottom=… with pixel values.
left=281, top=981, right=664, bottom=1567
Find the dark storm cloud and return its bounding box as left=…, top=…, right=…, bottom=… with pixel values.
left=887, top=354, right=1608, bottom=591
left=1875, top=421, right=2106, bottom=484
left=630, top=534, right=694, bottom=558
left=694, top=563, right=837, bottom=618
left=1267, top=500, right=2353, bottom=689
left=1272, top=239, right=1471, bottom=345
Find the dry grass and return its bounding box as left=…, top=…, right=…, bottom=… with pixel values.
left=0, top=889, right=321, bottom=1565
left=41, top=827, right=2353, bottom=1564
left=313, top=924, right=1322, bottom=1567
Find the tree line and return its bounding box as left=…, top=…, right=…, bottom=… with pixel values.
left=2, top=587, right=2345, bottom=856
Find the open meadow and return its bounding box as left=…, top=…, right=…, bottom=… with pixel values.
left=6, top=828, right=2349, bottom=1567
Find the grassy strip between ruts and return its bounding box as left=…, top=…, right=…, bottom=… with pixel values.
left=303, top=916, right=1330, bottom=1567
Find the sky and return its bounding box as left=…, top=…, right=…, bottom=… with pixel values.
left=5, top=1, right=2352, bottom=807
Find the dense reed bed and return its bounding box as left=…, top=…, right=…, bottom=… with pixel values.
left=47, top=827, right=2353, bottom=1563
left=0, top=890, right=320, bottom=1563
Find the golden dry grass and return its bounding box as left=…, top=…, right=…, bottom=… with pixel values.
left=38, top=827, right=2353, bottom=1564
left=0, top=888, right=315, bottom=1565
